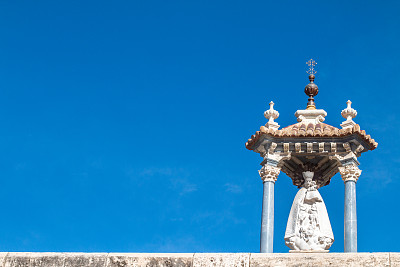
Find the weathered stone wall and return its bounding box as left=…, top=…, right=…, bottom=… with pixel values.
left=0, top=252, right=398, bottom=267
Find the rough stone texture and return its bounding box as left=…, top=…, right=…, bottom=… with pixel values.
left=0, top=252, right=399, bottom=266
left=4, top=253, right=65, bottom=267
left=251, top=253, right=390, bottom=267
left=106, top=253, right=193, bottom=267
left=193, top=253, right=250, bottom=267
left=64, top=253, right=108, bottom=267
left=0, top=253, right=8, bottom=266
left=389, top=253, right=400, bottom=266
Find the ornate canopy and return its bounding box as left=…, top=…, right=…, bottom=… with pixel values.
left=246, top=74, right=377, bottom=188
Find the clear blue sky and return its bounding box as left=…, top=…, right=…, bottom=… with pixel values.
left=0, top=0, right=398, bottom=253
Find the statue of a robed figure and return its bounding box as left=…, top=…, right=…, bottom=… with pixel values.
left=284, top=171, right=334, bottom=252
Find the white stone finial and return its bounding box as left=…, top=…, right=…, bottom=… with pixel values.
left=264, top=101, right=280, bottom=130
left=340, top=100, right=357, bottom=129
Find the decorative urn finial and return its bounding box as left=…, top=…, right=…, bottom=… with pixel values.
left=340, top=100, right=358, bottom=129
left=305, top=59, right=319, bottom=110
left=263, top=101, right=280, bottom=130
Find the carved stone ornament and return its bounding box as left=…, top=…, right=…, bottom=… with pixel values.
left=330, top=142, right=337, bottom=153
left=258, top=165, right=280, bottom=183
left=338, top=164, right=362, bottom=183
left=340, top=100, right=357, bottom=129
left=355, top=144, right=364, bottom=157
left=284, top=171, right=334, bottom=252
left=264, top=101, right=280, bottom=130
left=295, top=143, right=303, bottom=153
left=295, top=109, right=327, bottom=124
left=284, top=143, right=289, bottom=153
left=268, top=142, right=277, bottom=153
left=343, top=142, right=351, bottom=153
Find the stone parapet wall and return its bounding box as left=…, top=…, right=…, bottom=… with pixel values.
left=0, top=252, right=398, bottom=267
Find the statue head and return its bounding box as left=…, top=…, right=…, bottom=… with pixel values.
left=302, top=171, right=314, bottom=189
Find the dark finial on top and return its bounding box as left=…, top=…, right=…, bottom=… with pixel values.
left=305, top=59, right=319, bottom=110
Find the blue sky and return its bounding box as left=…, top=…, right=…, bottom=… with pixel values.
left=0, top=0, right=399, bottom=253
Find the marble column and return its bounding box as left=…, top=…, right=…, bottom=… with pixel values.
left=258, top=165, right=280, bottom=253
left=339, top=164, right=362, bottom=253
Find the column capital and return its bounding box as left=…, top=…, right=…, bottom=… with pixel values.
left=339, top=164, right=362, bottom=183
left=259, top=165, right=280, bottom=183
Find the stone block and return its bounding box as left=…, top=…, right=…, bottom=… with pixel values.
left=63, top=253, right=108, bottom=267
left=193, top=253, right=250, bottom=267
left=0, top=252, right=8, bottom=266
left=4, top=252, right=64, bottom=267
left=250, top=253, right=390, bottom=267
left=106, top=253, right=193, bottom=267
left=0, top=252, right=397, bottom=266
left=389, top=253, right=400, bottom=266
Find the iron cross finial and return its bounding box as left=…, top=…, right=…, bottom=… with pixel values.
left=306, top=59, right=317, bottom=75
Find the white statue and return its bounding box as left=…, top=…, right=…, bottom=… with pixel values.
left=284, top=171, right=334, bottom=251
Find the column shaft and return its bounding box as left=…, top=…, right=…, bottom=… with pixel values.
left=344, top=180, right=357, bottom=252
left=260, top=180, right=274, bottom=253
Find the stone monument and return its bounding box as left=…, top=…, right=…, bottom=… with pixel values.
left=284, top=171, right=334, bottom=252
left=245, top=59, right=378, bottom=253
